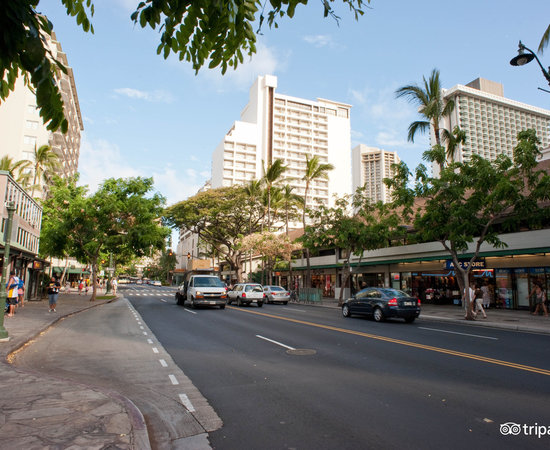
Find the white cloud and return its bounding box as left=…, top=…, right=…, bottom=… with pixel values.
left=303, top=35, right=334, bottom=48
left=114, top=88, right=175, bottom=103
left=78, top=136, right=206, bottom=206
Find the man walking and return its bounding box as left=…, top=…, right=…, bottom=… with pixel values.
left=6, top=271, right=19, bottom=317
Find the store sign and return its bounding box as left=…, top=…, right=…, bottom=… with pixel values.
left=445, top=259, right=486, bottom=270
left=33, top=261, right=43, bottom=270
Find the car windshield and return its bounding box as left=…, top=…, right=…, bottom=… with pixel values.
left=245, top=285, right=263, bottom=292
left=268, top=286, right=284, bottom=291
left=194, top=277, right=225, bottom=287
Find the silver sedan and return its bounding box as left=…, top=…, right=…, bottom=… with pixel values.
left=263, top=285, right=290, bottom=304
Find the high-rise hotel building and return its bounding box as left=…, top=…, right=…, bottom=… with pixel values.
left=212, top=75, right=352, bottom=208
left=352, top=145, right=400, bottom=204
left=434, top=77, right=550, bottom=175
left=0, top=31, right=83, bottom=184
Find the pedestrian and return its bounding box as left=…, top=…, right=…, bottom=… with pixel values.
left=111, top=277, right=118, bottom=295
left=78, top=279, right=84, bottom=295
left=6, top=271, right=19, bottom=317
left=17, top=277, right=25, bottom=308
left=472, top=282, right=487, bottom=319
left=481, top=280, right=491, bottom=309
left=65, top=280, right=71, bottom=294
left=47, top=276, right=61, bottom=312
left=530, top=283, right=548, bottom=317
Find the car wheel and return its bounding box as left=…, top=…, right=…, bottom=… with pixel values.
left=342, top=304, right=351, bottom=318
left=220, top=304, right=226, bottom=310
left=283, top=301, right=288, bottom=305
left=258, top=302, right=263, bottom=307
left=237, top=297, right=242, bottom=306
left=191, top=297, right=197, bottom=309
left=404, top=317, right=415, bottom=323
left=373, top=307, right=385, bottom=322
left=175, top=293, right=181, bottom=305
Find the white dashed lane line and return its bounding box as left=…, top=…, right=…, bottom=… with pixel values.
left=169, top=374, right=179, bottom=385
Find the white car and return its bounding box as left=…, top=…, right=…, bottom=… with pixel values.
left=227, top=283, right=265, bottom=307
left=176, top=274, right=227, bottom=309
left=151, top=280, right=162, bottom=286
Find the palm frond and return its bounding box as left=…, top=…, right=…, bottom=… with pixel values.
left=538, top=24, right=550, bottom=54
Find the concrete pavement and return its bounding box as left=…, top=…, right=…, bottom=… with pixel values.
left=0, top=288, right=548, bottom=449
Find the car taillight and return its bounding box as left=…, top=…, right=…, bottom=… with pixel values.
left=417, top=298, right=421, bottom=306
left=242, top=293, right=246, bottom=298
left=388, top=298, right=398, bottom=306
left=263, top=293, right=266, bottom=297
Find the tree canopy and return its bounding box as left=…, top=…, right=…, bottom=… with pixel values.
left=1, top=0, right=367, bottom=132
left=41, top=175, right=169, bottom=299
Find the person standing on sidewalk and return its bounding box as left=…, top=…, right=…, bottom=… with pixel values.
left=473, top=282, right=487, bottom=319
left=17, top=277, right=25, bottom=308
left=530, top=283, right=548, bottom=317
left=111, top=277, right=118, bottom=295
left=48, top=277, right=61, bottom=312
left=481, top=281, right=491, bottom=309
left=6, top=271, right=19, bottom=317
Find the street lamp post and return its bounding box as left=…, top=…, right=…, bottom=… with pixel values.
left=0, top=201, right=16, bottom=341
left=510, top=41, right=550, bottom=88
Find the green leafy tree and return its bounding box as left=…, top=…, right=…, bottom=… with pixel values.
left=263, top=159, right=287, bottom=229
left=386, top=129, right=550, bottom=320
left=2, top=1, right=367, bottom=132
left=302, top=189, right=401, bottom=304
left=41, top=176, right=169, bottom=300
left=302, top=155, right=334, bottom=287
left=164, top=186, right=265, bottom=282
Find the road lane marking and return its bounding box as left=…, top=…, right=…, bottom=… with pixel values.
left=184, top=308, right=197, bottom=315
left=142, top=331, right=148, bottom=336
left=256, top=335, right=296, bottom=350
left=283, top=307, right=307, bottom=312
left=147, top=339, right=153, bottom=344
left=160, top=298, right=167, bottom=303
left=169, top=374, right=179, bottom=385
left=179, top=394, right=196, bottom=412
left=228, top=306, right=550, bottom=377
left=159, top=359, right=168, bottom=367
left=152, top=347, right=159, bottom=354
left=419, top=327, right=498, bottom=340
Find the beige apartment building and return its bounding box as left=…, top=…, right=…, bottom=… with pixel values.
left=352, top=145, right=400, bottom=203
left=0, top=31, right=83, bottom=190
left=433, top=77, right=550, bottom=176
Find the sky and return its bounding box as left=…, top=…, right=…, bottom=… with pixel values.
left=38, top=0, right=550, bottom=208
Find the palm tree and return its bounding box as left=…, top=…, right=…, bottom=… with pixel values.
left=0, top=156, right=32, bottom=187
left=280, top=184, right=303, bottom=236
left=442, top=126, right=467, bottom=162
left=395, top=68, right=455, bottom=149
left=31, top=144, right=60, bottom=198
left=262, top=159, right=287, bottom=230
left=302, top=155, right=334, bottom=288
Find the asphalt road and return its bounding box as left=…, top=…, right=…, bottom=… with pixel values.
left=123, top=285, right=550, bottom=450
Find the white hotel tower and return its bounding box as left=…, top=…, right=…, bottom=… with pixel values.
left=211, top=75, right=352, bottom=208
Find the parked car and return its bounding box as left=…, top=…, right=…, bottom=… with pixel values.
left=263, top=285, right=290, bottom=304
left=227, top=283, right=265, bottom=307
left=342, top=287, right=421, bottom=323
left=151, top=280, right=162, bottom=286
left=176, top=273, right=227, bottom=309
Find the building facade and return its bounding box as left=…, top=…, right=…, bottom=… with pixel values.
left=0, top=31, right=83, bottom=190
left=352, top=145, right=400, bottom=203
left=212, top=75, right=352, bottom=209
left=433, top=78, right=550, bottom=176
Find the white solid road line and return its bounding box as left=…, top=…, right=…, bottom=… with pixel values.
left=184, top=308, right=197, bottom=315
left=256, top=334, right=296, bottom=350
left=283, top=307, right=306, bottom=312
left=419, top=327, right=498, bottom=340
left=179, top=393, right=196, bottom=412
left=169, top=374, right=179, bottom=385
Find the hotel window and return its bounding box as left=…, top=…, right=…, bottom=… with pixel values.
left=26, top=120, right=39, bottom=129
left=23, top=135, right=37, bottom=146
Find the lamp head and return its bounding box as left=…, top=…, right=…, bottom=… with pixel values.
left=510, top=40, right=535, bottom=66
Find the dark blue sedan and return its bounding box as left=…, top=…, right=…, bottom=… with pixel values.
left=342, top=287, right=421, bottom=323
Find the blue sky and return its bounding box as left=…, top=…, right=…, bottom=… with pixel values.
left=39, top=0, right=550, bottom=207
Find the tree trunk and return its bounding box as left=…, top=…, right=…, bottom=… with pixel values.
left=338, top=256, right=352, bottom=306
left=90, top=261, right=98, bottom=301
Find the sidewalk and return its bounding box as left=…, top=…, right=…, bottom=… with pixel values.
left=0, top=291, right=150, bottom=449
left=295, top=297, right=550, bottom=335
